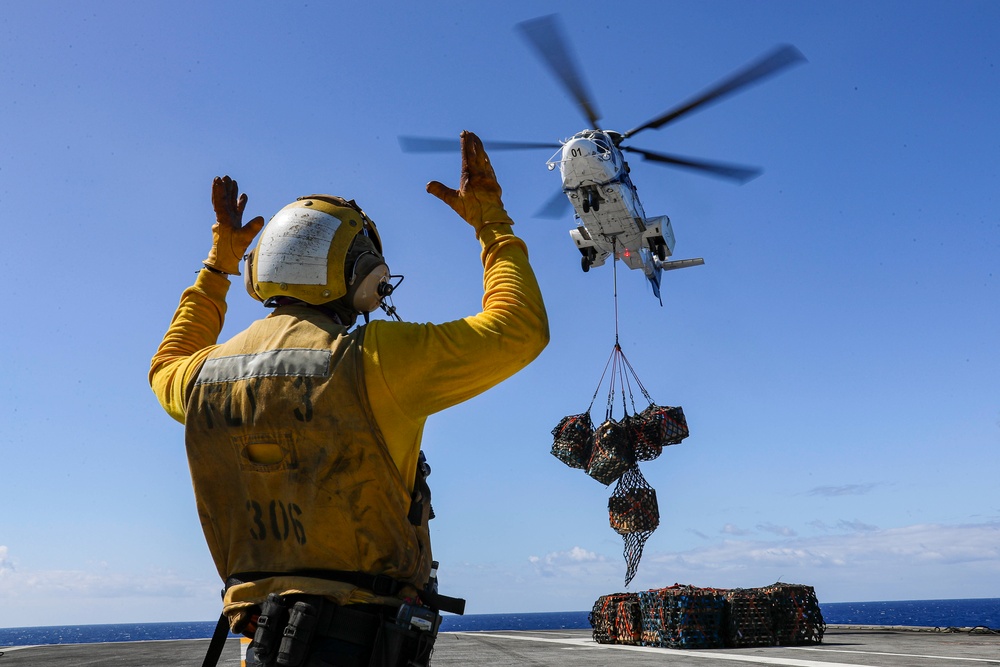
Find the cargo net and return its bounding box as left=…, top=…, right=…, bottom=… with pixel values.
left=550, top=412, right=593, bottom=469
left=591, top=583, right=825, bottom=649
left=549, top=342, right=690, bottom=485
left=587, top=418, right=633, bottom=484
left=627, top=403, right=689, bottom=457
left=637, top=586, right=727, bottom=649
left=763, top=583, right=826, bottom=645
left=609, top=466, right=659, bottom=587
left=723, top=584, right=825, bottom=647
left=589, top=593, right=642, bottom=645
left=549, top=340, right=690, bottom=585
left=724, top=588, right=776, bottom=647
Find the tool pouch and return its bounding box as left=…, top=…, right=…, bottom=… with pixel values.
left=253, top=593, right=290, bottom=666
left=371, top=604, right=437, bottom=667
left=371, top=622, right=435, bottom=667
left=277, top=601, right=319, bottom=667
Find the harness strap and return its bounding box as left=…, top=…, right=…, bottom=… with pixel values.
left=201, top=614, right=230, bottom=667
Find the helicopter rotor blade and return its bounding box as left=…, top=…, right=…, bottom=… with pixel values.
left=623, top=44, right=806, bottom=139
left=622, top=146, right=762, bottom=183
left=516, top=14, right=602, bottom=129
left=399, top=136, right=561, bottom=153
left=534, top=188, right=572, bottom=219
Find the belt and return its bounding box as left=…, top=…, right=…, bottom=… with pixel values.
left=228, top=569, right=407, bottom=597
left=291, top=596, right=389, bottom=647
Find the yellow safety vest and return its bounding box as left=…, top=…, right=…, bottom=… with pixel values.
left=184, top=305, right=431, bottom=606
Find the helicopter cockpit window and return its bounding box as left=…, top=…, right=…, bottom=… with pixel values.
left=592, top=135, right=614, bottom=161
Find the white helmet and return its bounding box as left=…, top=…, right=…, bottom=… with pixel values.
left=244, top=195, right=391, bottom=313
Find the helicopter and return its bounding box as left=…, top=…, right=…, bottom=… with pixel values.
left=401, top=15, right=806, bottom=302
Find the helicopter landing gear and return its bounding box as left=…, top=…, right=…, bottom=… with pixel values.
left=581, top=247, right=597, bottom=272
left=581, top=187, right=602, bottom=213
left=647, top=237, right=667, bottom=261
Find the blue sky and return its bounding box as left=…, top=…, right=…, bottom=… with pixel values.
left=1, top=1, right=997, bottom=628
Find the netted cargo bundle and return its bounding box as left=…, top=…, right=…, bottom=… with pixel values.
left=670, top=586, right=726, bottom=649
left=609, top=466, right=659, bottom=586
left=638, top=585, right=726, bottom=649
left=550, top=412, right=594, bottom=469
left=622, top=412, right=661, bottom=463
left=637, top=589, right=672, bottom=647
left=629, top=403, right=689, bottom=453
left=589, top=593, right=642, bottom=645
left=724, top=588, right=776, bottom=647
left=764, top=583, right=826, bottom=645
left=586, top=418, right=633, bottom=485
left=552, top=338, right=694, bottom=589
left=608, top=487, right=659, bottom=535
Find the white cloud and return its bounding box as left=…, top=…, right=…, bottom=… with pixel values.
left=0, top=567, right=207, bottom=599
left=564, top=546, right=599, bottom=562
left=807, top=483, right=878, bottom=497
left=528, top=546, right=609, bottom=578
left=756, top=522, right=797, bottom=537
left=632, top=521, right=1000, bottom=601
left=473, top=521, right=1000, bottom=612
left=5, top=522, right=999, bottom=624
left=809, top=519, right=879, bottom=532
left=0, top=547, right=221, bottom=627
left=652, top=522, right=1000, bottom=570
left=0, top=545, right=13, bottom=574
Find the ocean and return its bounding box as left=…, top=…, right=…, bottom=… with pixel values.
left=1, top=598, right=997, bottom=647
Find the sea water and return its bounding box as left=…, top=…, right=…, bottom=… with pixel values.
left=1, top=598, right=997, bottom=647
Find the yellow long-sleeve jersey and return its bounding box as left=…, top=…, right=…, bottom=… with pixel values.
left=150, top=222, right=549, bottom=501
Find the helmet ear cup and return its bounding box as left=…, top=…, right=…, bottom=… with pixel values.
left=346, top=252, right=389, bottom=313
left=244, top=248, right=263, bottom=302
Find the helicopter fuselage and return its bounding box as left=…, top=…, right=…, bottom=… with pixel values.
left=403, top=23, right=802, bottom=303
left=549, top=130, right=699, bottom=300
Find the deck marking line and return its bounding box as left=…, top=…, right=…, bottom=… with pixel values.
left=458, top=632, right=872, bottom=667
left=787, top=645, right=997, bottom=663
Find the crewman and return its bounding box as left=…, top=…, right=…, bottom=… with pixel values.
left=149, top=131, right=548, bottom=666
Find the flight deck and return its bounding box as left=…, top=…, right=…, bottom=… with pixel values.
left=2, top=626, right=998, bottom=666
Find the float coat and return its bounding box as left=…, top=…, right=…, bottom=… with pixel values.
left=185, top=309, right=430, bottom=612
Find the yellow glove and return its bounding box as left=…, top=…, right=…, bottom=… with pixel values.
left=204, top=175, right=265, bottom=275
left=426, top=131, right=513, bottom=234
